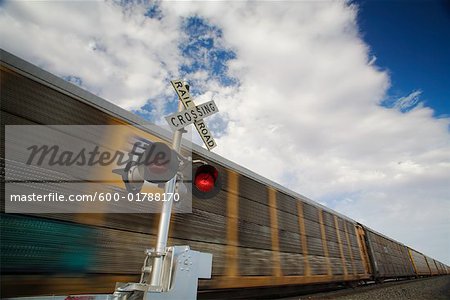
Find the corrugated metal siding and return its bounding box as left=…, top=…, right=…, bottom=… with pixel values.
left=425, top=256, right=439, bottom=275
left=366, top=229, right=415, bottom=278
left=409, top=249, right=430, bottom=275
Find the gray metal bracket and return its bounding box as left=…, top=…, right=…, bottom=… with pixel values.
left=114, top=245, right=212, bottom=300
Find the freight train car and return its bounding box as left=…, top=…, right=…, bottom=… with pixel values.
left=425, top=255, right=440, bottom=276
left=408, top=248, right=449, bottom=276
left=435, top=260, right=448, bottom=275
left=408, top=248, right=432, bottom=276
left=362, top=227, right=415, bottom=281
left=1, top=49, right=448, bottom=298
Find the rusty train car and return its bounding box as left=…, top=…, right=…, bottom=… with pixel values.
left=1, top=49, right=448, bottom=298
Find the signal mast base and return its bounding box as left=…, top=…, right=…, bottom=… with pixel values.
left=113, top=245, right=212, bottom=300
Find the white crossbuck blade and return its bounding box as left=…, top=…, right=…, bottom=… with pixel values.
left=170, top=80, right=217, bottom=150
left=164, top=99, right=219, bottom=131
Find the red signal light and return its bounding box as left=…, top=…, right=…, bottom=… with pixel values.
left=192, top=164, right=221, bottom=199
left=195, top=172, right=215, bottom=192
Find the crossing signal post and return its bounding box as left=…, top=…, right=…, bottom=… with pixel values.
left=113, top=80, right=220, bottom=300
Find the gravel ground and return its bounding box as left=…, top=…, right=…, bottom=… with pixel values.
left=294, top=276, right=450, bottom=300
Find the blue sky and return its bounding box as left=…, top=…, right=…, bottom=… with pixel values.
left=134, top=15, right=238, bottom=121
left=134, top=0, right=450, bottom=122
left=356, top=0, right=450, bottom=117
left=1, top=0, right=449, bottom=263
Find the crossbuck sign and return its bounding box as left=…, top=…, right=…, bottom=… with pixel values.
left=168, top=80, right=218, bottom=150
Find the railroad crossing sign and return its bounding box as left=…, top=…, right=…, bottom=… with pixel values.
left=169, top=80, right=218, bottom=150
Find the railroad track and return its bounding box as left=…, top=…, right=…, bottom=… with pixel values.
left=285, top=276, right=450, bottom=300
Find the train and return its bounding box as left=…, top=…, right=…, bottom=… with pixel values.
left=1, top=49, right=449, bottom=298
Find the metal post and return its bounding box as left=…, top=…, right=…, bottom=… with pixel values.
left=150, top=100, right=185, bottom=287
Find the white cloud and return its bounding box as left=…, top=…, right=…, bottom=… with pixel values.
left=1, top=1, right=449, bottom=264
left=0, top=1, right=181, bottom=113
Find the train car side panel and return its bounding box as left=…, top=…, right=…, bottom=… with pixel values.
left=363, top=228, right=415, bottom=279
left=408, top=248, right=431, bottom=276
